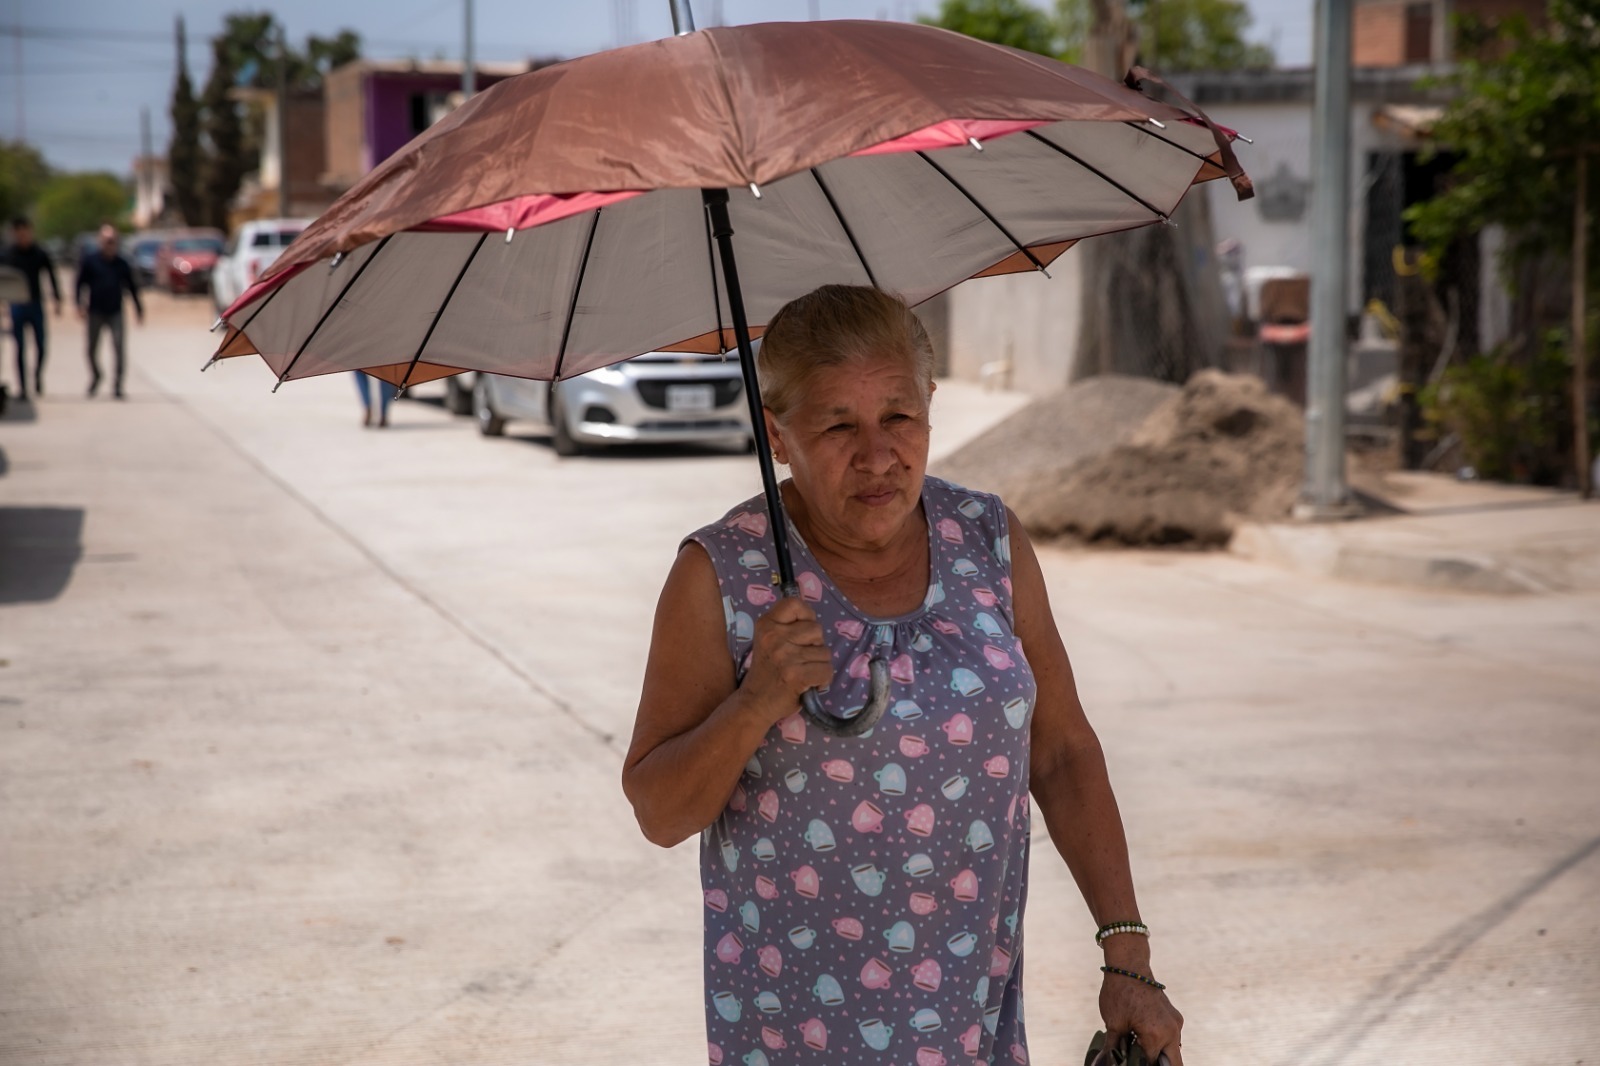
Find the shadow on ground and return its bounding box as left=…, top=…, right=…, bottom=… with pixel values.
left=0, top=507, right=85, bottom=604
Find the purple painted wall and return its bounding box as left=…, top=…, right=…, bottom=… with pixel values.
left=361, top=70, right=520, bottom=174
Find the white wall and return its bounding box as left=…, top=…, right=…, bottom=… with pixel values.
left=944, top=253, right=1083, bottom=394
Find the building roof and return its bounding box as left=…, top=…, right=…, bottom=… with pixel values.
left=1170, top=65, right=1456, bottom=106
left=338, top=58, right=543, bottom=79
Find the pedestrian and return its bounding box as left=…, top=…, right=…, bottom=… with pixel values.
left=352, top=372, right=397, bottom=428
left=75, top=225, right=143, bottom=399
left=623, top=286, right=1184, bottom=1066
left=4, top=216, right=63, bottom=400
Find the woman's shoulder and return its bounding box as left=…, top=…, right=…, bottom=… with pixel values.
left=923, top=475, right=1008, bottom=527
left=682, top=493, right=779, bottom=569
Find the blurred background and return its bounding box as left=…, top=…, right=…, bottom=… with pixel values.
left=1, top=1, right=1595, bottom=1063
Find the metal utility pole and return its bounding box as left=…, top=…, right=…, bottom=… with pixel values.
left=276, top=24, right=290, bottom=218
left=463, top=0, right=476, bottom=100
left=139, top=105, right=152, bottom=224
left=1575, top=151, right=1591, bottom=498
left=670, top=0, right=696, bottom=35
left=13, top=14, right=24, bottom=141
left=1301, top=0, right=1353, bottom=516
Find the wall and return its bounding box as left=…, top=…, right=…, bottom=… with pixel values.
left=366, top=71, right=519, bottom=173
left=945, top=255, right=1083, bottom=393
left=322, top=64, right=365, bottom=191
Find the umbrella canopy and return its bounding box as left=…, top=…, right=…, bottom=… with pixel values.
left=211, top=19, right=1251, bottom=736
left=211, top=19, right=1248, bottom=388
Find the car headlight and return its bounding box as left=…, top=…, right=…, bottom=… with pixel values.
left=176, top=259, right=192, bottom=274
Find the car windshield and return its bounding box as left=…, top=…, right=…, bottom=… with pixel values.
left=173, top=238, right=222, bottom=253
left=250, top=229, right=303, bottom=248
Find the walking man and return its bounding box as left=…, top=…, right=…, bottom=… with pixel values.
left=75, top=225, right=143, bottom=399
left=4, top=217, right=62, bottom=399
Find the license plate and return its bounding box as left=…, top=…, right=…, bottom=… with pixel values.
left=667, top=384, right=715, bottom=413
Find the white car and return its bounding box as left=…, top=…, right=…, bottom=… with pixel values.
left=472, top=351, right=754, bottom=456
left=212, top=218, right=313, bottom=313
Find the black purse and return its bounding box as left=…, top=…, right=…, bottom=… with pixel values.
left=1086, top=1031, right=1171, bottom=1066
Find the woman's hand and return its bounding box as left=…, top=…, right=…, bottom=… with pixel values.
left=1099, top=958, right=1183, bottom=1066
left=739, top=596, right=833, bottom=722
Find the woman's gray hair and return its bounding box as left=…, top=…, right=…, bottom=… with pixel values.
left=756, top=285, right=934, bottom=422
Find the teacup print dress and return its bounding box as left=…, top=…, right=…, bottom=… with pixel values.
left=685, top=476, right=1038, bottom=1066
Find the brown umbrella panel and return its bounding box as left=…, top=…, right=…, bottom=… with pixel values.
left=214, top=112, right=1235, bottom=386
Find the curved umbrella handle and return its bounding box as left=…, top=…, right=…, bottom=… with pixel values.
left=799, top=657, right=891, bottom=738
left=777, top=581, right=891, bottom=738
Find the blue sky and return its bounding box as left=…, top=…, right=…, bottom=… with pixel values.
left=5, top=0, right=1314, bottom=174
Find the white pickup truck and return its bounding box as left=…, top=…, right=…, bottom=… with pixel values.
left=212, top=218, right=313, bottom=314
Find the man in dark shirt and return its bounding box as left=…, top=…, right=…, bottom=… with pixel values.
left=75, top=224, right=143, bottom=399
left=4, top=217, right=62, bottom=399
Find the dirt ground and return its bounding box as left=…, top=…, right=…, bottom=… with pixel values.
left=939, top=371, right=1306, bottom=547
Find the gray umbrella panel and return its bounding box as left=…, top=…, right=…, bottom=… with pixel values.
left=226, top=115, right=1219, bottom=386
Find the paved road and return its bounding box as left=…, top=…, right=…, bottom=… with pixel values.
left=2, top=296, right=1596, bottom=1064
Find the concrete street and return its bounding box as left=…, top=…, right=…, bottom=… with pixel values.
left=2, top=295, right=1596, bottom=1064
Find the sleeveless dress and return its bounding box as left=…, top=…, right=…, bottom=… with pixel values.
left=685, top=476, right=1038, bottom=1066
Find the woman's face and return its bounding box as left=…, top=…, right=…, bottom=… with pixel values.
left=768, top=356, right=932, bottom=551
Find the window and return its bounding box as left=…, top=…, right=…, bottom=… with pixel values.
left=1405, top=2, right=1433, bottom=63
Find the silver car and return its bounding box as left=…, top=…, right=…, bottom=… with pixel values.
left=471, top=351, right=754, bottom=455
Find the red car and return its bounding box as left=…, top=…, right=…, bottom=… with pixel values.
left=155, top=230, right=225, bottom=295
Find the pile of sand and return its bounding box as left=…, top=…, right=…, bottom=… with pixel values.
left=933, top=375, right=1179, bottom=501
left=938, top=370, right=1305, bottom=548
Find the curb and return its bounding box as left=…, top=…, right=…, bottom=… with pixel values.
left=1229, top=522, right=1552, bottom=595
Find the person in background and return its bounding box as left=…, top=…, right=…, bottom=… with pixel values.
left=4, top=217, right=63, bottom=400
left=353, top=372, right=398, bottom=428
left=75, top=225, right=143, bottom=399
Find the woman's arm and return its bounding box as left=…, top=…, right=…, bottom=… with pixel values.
left=1009, top=508, right=1184, bottom=1065
left=622, top=542, right=831, bottom=848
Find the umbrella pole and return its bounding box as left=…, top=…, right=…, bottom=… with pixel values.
left=702, top=188, right=889, bottom=737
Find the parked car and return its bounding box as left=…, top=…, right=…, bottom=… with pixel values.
left=212, top=217, right=312, bottom=313
left=472, top=350, right=754, bottom=456
left=155, top=230, right=224, bottom=295
left=129, top=231, right=173, bottom=288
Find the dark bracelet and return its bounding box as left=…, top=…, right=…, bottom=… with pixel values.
left=1101, top=965, right=1166, bottom=991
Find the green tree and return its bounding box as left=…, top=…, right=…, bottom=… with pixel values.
left=169, top=16, right=205, bottom=226
left=1116, top=0, right=1275, bottom=71
left=0, top=140, right=52, bottom=224
left=920, top=0, right=1059, bottom=55
left=1405, top=1, right=1600, bottom=278
left=33, top=173, right=129, bottom=241
left=200, top=34, right=248, bottom=229
left=1405, top=0, right=1599, bottom=489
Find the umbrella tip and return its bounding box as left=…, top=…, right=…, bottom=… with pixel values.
left=505, top=227, right=515, bottom=244
left=201, top=355, right=217, bottom=372
left=1146, top=117, right=1167, bottom=130
left=209, top=317, right=224, bottom=333
left=272, top=379, right=284, bottom=393
left=749, top=182, right=762, bottom=199
left=330, top=251, right=346, bottom=269
left=968, top=137, right=983, bottom=152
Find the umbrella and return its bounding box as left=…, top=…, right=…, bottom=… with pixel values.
left=209, top=15, right=1251, bottom=736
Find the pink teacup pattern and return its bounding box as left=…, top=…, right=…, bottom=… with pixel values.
left=689, top=478, right=1036, bottom=1065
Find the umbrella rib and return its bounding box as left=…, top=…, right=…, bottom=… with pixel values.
left=1121, top=120, right=1217, bottom=172
left=914, top=151, right=1048, bottom=275
left=275, top=235, right=393, bottom=386
left=399, top=232, right=489, bottom=389
left=553, top=208, right=602, bottom=382
left=810, top=167, right=878, bottom=290
left=1025, top=129, right=1169, bottom=221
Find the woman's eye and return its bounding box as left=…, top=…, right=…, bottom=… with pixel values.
left=827, top=423, right=853, bottom=434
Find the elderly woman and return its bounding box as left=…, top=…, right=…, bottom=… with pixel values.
left=624, top=285, right=1182, bottom=1066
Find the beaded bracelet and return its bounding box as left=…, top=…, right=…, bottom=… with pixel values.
left=1101, top=965, right=1166, bottom=991
left=1095, top=920, right=1150, bottom=946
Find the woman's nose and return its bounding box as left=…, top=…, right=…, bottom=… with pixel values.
left=854, top=426, right=896, bottom=472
